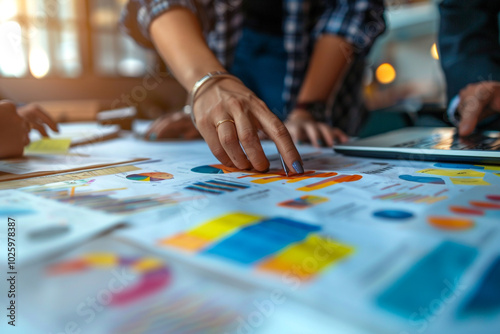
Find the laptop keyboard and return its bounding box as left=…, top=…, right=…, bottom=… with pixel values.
left=392, top=133, right=500, bottom=151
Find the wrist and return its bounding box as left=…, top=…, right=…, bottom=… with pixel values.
left=293, top=101, right=327, bottom=123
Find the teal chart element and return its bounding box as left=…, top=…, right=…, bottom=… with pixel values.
left=373, top=210, right=414, bottom=220
left=434, top=163, right=484, bottom=170
left=191, top=165, right=225, bottom=174
left=399, top=174, right=445, bottom=184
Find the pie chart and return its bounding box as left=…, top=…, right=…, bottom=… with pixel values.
left=191, top=165, right=225, bottom=174
left=126, top=172, right=173, bottom=182
left=399, top=175, right=445, bottom=184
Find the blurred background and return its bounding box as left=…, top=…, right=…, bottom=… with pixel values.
left=0, top=0, right=445, bottom=132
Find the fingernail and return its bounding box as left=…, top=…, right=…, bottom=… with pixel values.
left=149, top=133, right=157, bottom=141
left=292, top=161, right=304, bottom=174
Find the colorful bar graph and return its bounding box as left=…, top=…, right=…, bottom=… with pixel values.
left=297, top=174, right=362, bottom=191
left=202, top=217, right=320, bottom=264
left=159, top=212, right=349, bottom=280
left=373, top=192, right=448, bottom=204
left=278, top=195, right=328, bottom=210
left=185, top=180, right=250, bottom=195
left=159, top=213, right=262, bottom=252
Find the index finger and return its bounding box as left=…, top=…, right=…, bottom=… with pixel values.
left=458, top=96, right=488, bottom=136
left=253, top=101, right=303, bottom=174
left=32, top=108, right=59, bottom=133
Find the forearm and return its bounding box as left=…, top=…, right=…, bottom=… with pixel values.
left=296, top=35, right=353, bottom=103
left=149, top=7, right=225, bottom=90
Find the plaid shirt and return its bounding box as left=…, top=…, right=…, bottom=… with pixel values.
left=122, top=0, right=385, bottom=134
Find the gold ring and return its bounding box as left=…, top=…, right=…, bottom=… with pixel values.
left=215, top=119, right=235, bottom=131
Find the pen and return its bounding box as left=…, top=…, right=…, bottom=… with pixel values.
left=279, top=154, right=290, bottom=176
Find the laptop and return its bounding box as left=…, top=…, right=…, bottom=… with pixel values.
left=334, top=127, right=500, bottom=164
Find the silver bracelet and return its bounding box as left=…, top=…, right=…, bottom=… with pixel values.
left=183, top=71, right=241, bottom=127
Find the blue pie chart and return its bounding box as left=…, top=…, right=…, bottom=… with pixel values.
left=191, top=165, right=225, bottom=174
left=399, top=175, right=445, bottom=184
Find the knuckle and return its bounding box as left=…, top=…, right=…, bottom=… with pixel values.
left=221, top=133, right=237, bottom=147
left=227, top=96, right=244, bottom=110
left=270, top=121, right=289, bottom=139
left=239, top=129, right=256, bottom=145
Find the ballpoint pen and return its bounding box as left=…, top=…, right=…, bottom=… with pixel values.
left=279, top=154, right=290, bottom=177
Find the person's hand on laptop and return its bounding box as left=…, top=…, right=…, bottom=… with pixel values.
left=0, top=101, right=30, bottom=158
left=457, top=81, right=500, bottom=136
left=17, top=103, right=59, bottom=137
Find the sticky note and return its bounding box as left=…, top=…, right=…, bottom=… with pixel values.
left=450, top=178, right=491, bottom=186
left=24, top=138, right=71, bottom=154
left=417, top=169, right=485, bottom=177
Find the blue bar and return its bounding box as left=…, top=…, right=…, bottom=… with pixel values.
left=376, top=241, right=478, bottom=320
left=461, top=256, right=500, bottom=316
left=202, top=217, right=320, bottom=264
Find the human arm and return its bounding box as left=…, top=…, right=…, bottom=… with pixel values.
left=286, top=0, right=385, bottom=146
left=0, top=101, right=30, bottom=159
left=124, top=2, right=303, bottom=173
left=439, top=0, right=500, bottom=135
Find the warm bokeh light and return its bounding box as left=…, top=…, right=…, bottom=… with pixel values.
left=431, top=43, right=439, bottom=60
left=29, top=48, right=51, bottom=78
left=0, top=1, right=18, bottom=21
left=375, top=63, right=396, bottom=84
left=0, top=21, right=27, bottom=77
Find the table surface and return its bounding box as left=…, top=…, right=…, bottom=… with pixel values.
left=2, top=122, right=499, bottom=334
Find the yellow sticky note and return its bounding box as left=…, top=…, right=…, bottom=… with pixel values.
left=25, top=138, right=71, bottom=154
left=417, top=168, right=485, bottom=177
left=450, top=177, right=490, bottom=186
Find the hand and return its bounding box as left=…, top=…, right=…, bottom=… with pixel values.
left=285, top=109, right=349, bottom=147
left=0, top=101, right=30, bottom=158
left=457, top=81, right=500, bottom=136
left=193, top=77, right=303, bottom=173
left=145, top=111, right=201, bottom=141
left=17, top=103, right=58, bottom=137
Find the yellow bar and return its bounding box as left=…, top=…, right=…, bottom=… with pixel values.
left=258, top=235, right=354, bottom=280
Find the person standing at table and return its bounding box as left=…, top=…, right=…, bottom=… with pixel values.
left=0, top=100, right=59, bottom=158
left=122, top=0, right=385, bottom=173
left=439, top=0, right=500, bottom=135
